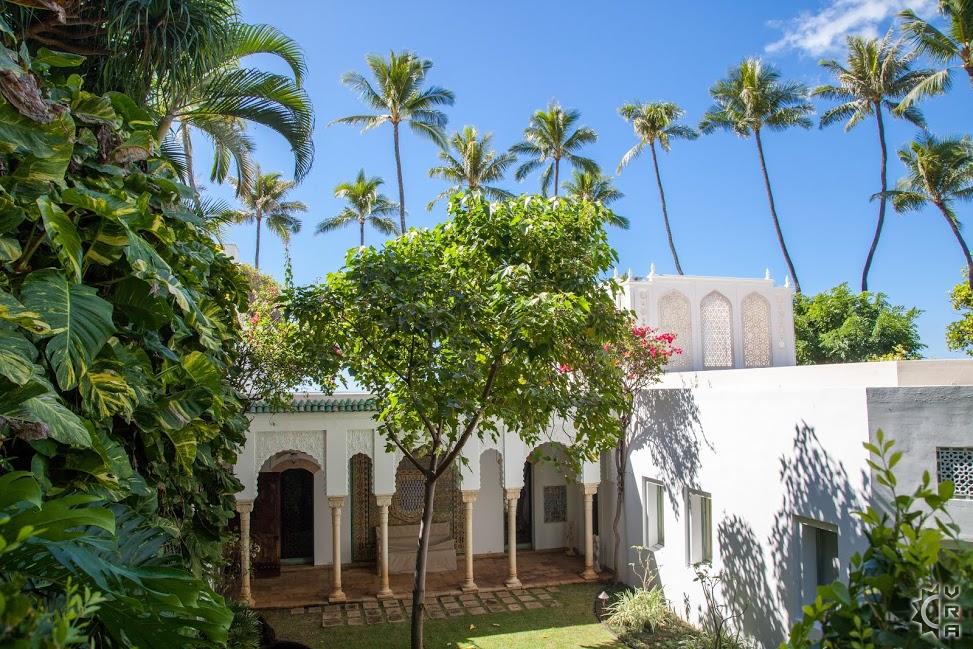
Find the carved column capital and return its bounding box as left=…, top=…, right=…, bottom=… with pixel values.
left=505, top=488, right=522, bottom=501
left=375, top=494, right=394, bottom=508
left=235, top=499, right=254, bottom=514
left=328, top=495, right=346, bottom=509
left=461, top=490, right=479, bottom=504
left=582, top=483, right=599, bottom=497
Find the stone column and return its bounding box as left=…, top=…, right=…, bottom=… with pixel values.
left=504, top=488, right=522, bottom=589
left=236, top=500, right=255, bottom=607
left=375, top=494, right=393, bottom=599
left=461, top=490, right=478, bottom=592
left=581, top=484, right=599, bottom=581
left=328, top=496, right=347, bottom=602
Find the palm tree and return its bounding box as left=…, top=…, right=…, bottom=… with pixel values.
left=230, top=169, right=307, bottom=269
left=427, top=126, right=516, bottom=209
left=617, top=102, right=698, bottom=274
left=898, top=0, right=971, bottom=109
left=153, top=23, right=314, bottom=195
left=316, top=170, right=400, bottom=247
left=511, top=103, right=598, bottom=196
left=332, top=51, right=455, bottom=231
left=883, top=135, right=973, bottom=291
left=561, top=170, right=630, bottom=228
left=700, top=59, right=814, bottom=293
left=813, top=34, right=933, bottom=291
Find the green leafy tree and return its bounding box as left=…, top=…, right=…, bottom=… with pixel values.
left=229, top=169, right=306, bottom=269
left=427, top=126, right=515, bottom=209
left=617, top=101, right=698, bottom=274
left=946, top=272, right=973, bottom=355
left=883, top=134, right=973, bottom=291
left=154, top=23, right=314, bottom=195
left=813, top=33, right=932, bottom=292
left=794, top=284, right=924, bottom=364
left=700, top=59, right=814, bottom=293
left=332, top=51, right=455, bottom=231
left=562, top=170, right=631, bottom=228
left=511, top=102, right=598, bottom=196
left=899, top=0, right=973, bottom=109
left=784, top=430, right=973, bottom=648
left=289, top=194, right=629, bottom=649
left=315, top=170, right=399, bottom=247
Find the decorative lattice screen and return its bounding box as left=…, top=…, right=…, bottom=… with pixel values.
left=350, top=453, right=377, bottom=562
left=390, top=457, right=464, bottom=552
left=937, top=447, right=973, bottom=500
left=742, top=292, right=772, bottom=368
left=659, top=291, right=692, bottom=370
left=701, top=291, right=733, bottom=369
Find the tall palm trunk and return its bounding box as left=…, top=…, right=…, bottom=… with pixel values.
left=553, top=157, right=560, bottom=196
left=254, top=211, right=262, bottom=269
left=937, top=201, right=973, bottom=291
left=180, top=122, right=201, bottom=207
left=861, top=103, right=888, bottom=292
left=393, top=121, right=407, bottom=232
left=754, top=129, right=801, bottom=293
left=410, top=461, right=439, bottom=649
left=359, top=218, right=365, bottom=248
left=649, top=141, right=684, bottom=275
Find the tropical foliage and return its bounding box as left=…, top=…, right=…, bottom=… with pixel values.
left=316, top=170, right=399, bottom=247
left=333, top=51, right=454, bottom=230
left=288, top=194, right=629, bottom=649
left=617, top=101, right=698, bottom=274
left=228, top=169, right=306, bottom=268
left=784, top=430, right=973, bottom=647
left=562, top=171, right=630, bottom=228
left=427, top=126, right=515, bottom=209
left=700, top=59, right=813, bottom=293
left=898, top=0, right=973, bottom=108
left=884, top=134, right=973, bottom=291
left=793, top=284, right=924, bottom=364
left=947, top=272, right=973, bottom=355
left=813, top=33, right=932, bottom=292
left=0, top=26, right=246, bottom=642
left=511, top=102, right=598, bottom=196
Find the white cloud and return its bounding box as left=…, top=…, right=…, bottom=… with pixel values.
left=766, top=0, right=937, bottom=56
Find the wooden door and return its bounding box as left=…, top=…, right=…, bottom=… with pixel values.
left=252, top=472, right=281, bottom=577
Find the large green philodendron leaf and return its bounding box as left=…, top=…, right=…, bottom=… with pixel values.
left=0, top=289, right=49, bottom=333
left=0, top=235, right=21, bottom=261
left=11, top=389, right=91, bottom=447
left=37, top=196, right=83, bottom=282
left=21, top=270, right=115, bottom=391
left=79, top=361, right=137, bottom=420
left=111, top=276, right=171, bottom=329
left=0, top=326, right=39, bottom=384
left=147, top=387, right=213, bottom=469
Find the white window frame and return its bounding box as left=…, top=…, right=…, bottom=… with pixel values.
left=643, top=478, right=665, bottom=549
left=795, top=516, right=839, bottom=609
left=685, top=488, right=713, bottom=565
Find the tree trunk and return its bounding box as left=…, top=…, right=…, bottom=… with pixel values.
left=553, top=158, right=560, bottom=197
left=180, top=121, right=201, bottom=209
left=359, top=218, right=366, bottom=248
left=650, top=141, right=684, bottom=275
left=754, top=129, right=801, bottom=293
left=938, top=202, right=973, bottom=292
left=861, top=103, right=888, bottom=292
left=254, top=212, right=262, bottom=269
left=410, top=467, right=439, bottom=649
left=611, top=415, right=629, bottom=577
left=156, top=110, right=177, bottom=143
left=393, top=121, right=407, bottom=232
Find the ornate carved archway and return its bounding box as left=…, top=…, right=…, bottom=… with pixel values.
left=390, top=457, right=465, bottom=553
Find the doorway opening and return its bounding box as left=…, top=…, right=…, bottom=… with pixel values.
left=279, top=468, right=314, bottom=564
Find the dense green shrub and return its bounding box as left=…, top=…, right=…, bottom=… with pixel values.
left=606, top=586, right=670, bottom=634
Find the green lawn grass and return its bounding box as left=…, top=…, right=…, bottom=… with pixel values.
left=262, top=583, right=624, bottom=649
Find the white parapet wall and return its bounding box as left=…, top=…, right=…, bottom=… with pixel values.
left=616, top=272, right=796, bottom=371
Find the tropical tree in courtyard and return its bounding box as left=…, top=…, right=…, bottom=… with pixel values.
left=813, top=34, right=932, bottom=292
left=230, top=169, right=307, bottom=269
left=898, top=0, right=973, bottom=109
left=333, top=51, right=455, bottom=231
left=153, top=23, right=314, bottom=196
left=617, top=101, right=698, bottom=274
left=883, top=134, right=973, bottom=291
left=289, top=195, right=629, bottom=649
left=947, top=271, right=973, bottom=355
left=511, top=102, right=599, bottom=196
left=562, top=170, right=631, bottom=228
left=316, top=170, right=400, bottom=247
left=700, top=59, right=814, bottom=293
left=427, top=126, right=516, bottom=209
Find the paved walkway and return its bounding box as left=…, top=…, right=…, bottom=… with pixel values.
left=301, top=585, right=564, bottom=627
left=252, top=550, right=609, bottom=609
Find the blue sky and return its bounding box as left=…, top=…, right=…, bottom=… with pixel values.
left=210, top=0, right=969, bottom=358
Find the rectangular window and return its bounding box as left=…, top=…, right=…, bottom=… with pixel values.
left=643, top=479, right=665, bottom=548
left=937, top=448, right=973, bottom=499
left=686, top=489, right=713, bottom=565
left=797, top=517, right=838, bottom=606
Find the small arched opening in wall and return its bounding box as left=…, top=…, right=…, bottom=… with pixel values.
left=253, top=451, right=321, bottom=576
left=658, top=290, right=693, bottom=371
left=524, top=441, right=582, bottom=554
left=742, top=292, right=773, bottom=368
left=700, top=290, right=734, bottom=369
left=349, top=452, right=377, bottom=564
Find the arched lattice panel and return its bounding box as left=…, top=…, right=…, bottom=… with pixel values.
left=350, top=453, right=377, bottom=562
left=701, top=291, right=733, bottom=369
left=742, top=292, right=772, bottom=368
left=390, top=457, right=465, bottom=552
left=658, top=291, right=692, bottom=371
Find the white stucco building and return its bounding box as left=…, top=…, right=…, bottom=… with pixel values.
left=232, top=273, right=973, bottom=646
